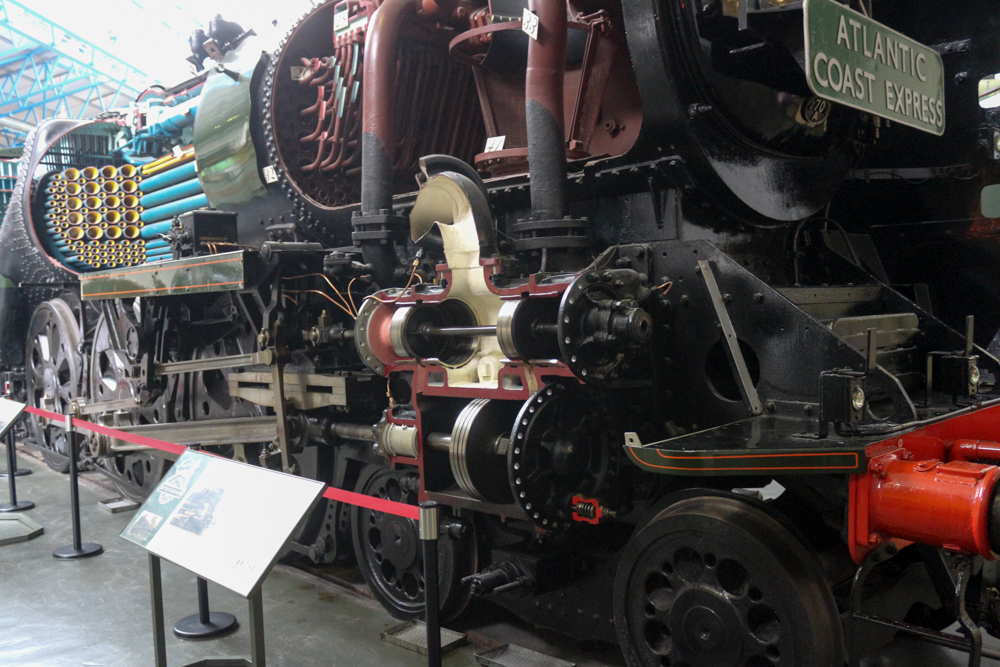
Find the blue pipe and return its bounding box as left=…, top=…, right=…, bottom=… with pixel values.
left=141, top=193, right=209, bottom=224
left=143, top=239, right=169, bottom=249
left=140, top=162, right=197, bottom=194
left=139, top=177, right=203, bottom=209
left=145, top=246, right=173, bottom=255
left=139, top=221, right=174, bottom=239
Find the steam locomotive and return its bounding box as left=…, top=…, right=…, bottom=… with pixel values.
left=2, top=1, right=1000, bottom=665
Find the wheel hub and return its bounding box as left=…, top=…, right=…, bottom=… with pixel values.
left=377, top=515, right=419, bottom=569
left=671, top=589, right=742, bottom=666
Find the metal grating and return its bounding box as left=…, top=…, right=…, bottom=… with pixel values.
left=476, top=644, right=576, bottom=667
left=380, top=620, right=467, bottom=656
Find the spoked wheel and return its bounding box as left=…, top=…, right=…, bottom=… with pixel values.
left=352, top=466, right=477, bottom=622
left=614, top=495, right=843, bottom=667
left=25, top=298, right=83, bottom=472
left=89, top=305, right=169, bottom=502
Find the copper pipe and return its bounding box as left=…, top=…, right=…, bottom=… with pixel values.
left=82, top=166, right=99, bottom=180
left=120, top=164, right=138, bottom=178
left=65, top=182, right=82, bottom=196
left=102, top=180, right=120, bottom=194
left=67, top=197, right=83, bottom=210
left=101, top=165, right=118, bottom=179
left=85, top=196, right=102, bottom=210
left=105, top=210, right=122, bottom=224
left=105, top=195, right=120, bottom=209
left=123, top=195, right=139, bottom=209
left=105, top=226, right=123, bottom=239
left=67, top=227, right=85, bottom=241
left=121, top=180, right=139, bottom=194
left=86, top=211, right=102, bottom=225
left=87, top=227, right=104, bottom=240
left=63, top=168, right=81, bottom=181
left=84, top=181, right=101, bottom=195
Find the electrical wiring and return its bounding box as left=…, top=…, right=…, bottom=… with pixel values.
left=283, top=289, right=355, bottom=319
left=283, top=272, right=354, bottom=315
left=363, top=259, right=419, bottom=305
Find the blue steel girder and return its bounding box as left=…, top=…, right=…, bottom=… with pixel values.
left=0, top=0, right=146, bottom=92
left=0, top=51, right=117, bottom=124
left=0, top=0, right=149, bottom=144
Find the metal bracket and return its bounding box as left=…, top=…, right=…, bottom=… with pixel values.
left=154, top=350, right=273, bottom=376
left=698, top=260, right=763, bottom=416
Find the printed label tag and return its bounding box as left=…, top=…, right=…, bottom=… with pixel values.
left=262, top=165, right=279, bottom=183
left=334, top=9, right=350, bottom=32
left=484, top=135, right=507, bottom=153
left=290, top=66, right=308, bottom=81
left=522, top=8, right=539, bottom=40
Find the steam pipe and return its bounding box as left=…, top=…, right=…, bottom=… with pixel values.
left=360, top=0, right=419, bottom=215
left=140, top=221, right=174, bottom=239
left=139, top=177, right=204, bottom=209
left=525, top=0, right=567, bottom=221
left=141, top=162, right=198, bottom=194
left=141, top=193, right=209, bottom=223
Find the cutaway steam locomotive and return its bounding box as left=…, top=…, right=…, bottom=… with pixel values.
left=3, top=1, right=1000, bottom=665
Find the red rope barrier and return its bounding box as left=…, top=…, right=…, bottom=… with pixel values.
left=23, top=405, right=420, bottom=520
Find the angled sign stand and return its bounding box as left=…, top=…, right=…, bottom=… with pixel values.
left=123, top=449, right=326, bottom=667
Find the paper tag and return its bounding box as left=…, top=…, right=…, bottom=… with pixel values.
left=484, top=135, right=506, bottom=153
left=262, top=165, right=279, bottom=183
left=290, top=66, right=308, bottom=81
left=334, top=9, right=349, bottom=31
left=172, top=145, right=184, bottom=158
left=522, top=8, right=539, bottom=40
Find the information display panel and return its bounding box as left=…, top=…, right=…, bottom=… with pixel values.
left=0, top=397, right=26, bottom=439
left=122, top=449, right=325, bottom=597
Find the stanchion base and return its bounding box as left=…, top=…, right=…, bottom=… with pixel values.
left=53, top=542, right=103, bottom=559
left=0, top=468, right=32, bottom=478
left=173, top=612, right=239, bottom=639
left=0, top=500, right=34, bottom=512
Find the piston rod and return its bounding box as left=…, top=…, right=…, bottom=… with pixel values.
left=418, top=325, right=498, bottom=338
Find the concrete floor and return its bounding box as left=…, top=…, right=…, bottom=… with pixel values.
left=2, top=438, right=999, bottom=667
left=0, top=443, right=483, bottom=667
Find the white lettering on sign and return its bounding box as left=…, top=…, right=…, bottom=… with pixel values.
left=262, top=165, right=279, bottom=184
left=522, top=9, right=539, bottom=40
left=804, top=0, right=945, bottom=135
left=290, top=66, right=308, bottom=81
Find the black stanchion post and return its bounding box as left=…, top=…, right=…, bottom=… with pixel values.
left=0, top=426, right=31, bottom=478
left=53, top=406, right=103, bottom=559
left=420, top=501, right=441, bottom=667
left=0, top=429, right=33, bottom=511
left=173, top=576, right=238, bottom=639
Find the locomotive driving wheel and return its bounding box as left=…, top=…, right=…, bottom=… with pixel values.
left=352, top=466, right=477, bottom=622
left=614, top=495, right=843, bottom=667
left=89, top=306, right=169, bottom=502
left=25, top=298, right=83, bottom=472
